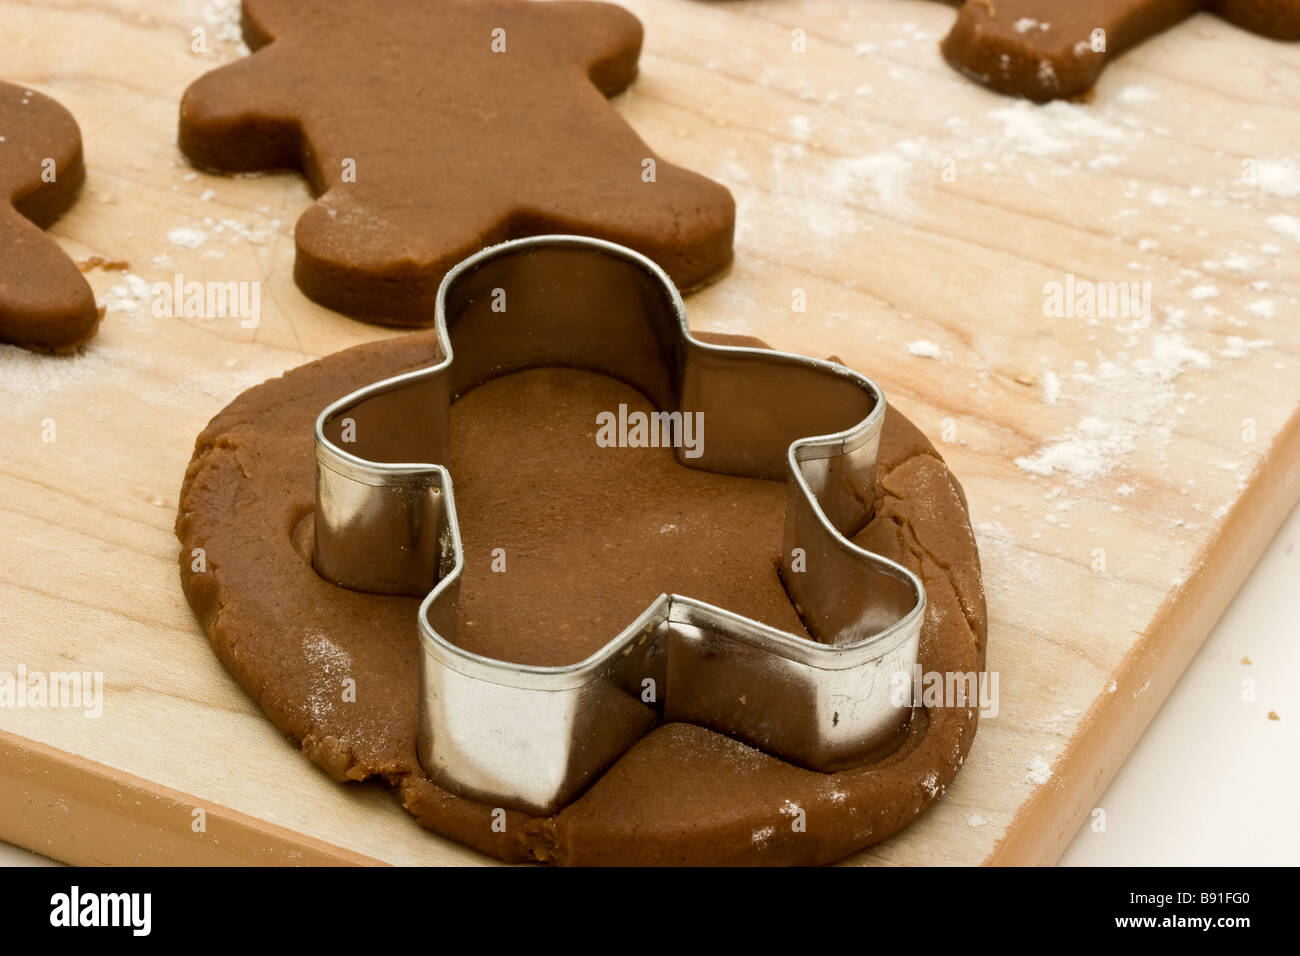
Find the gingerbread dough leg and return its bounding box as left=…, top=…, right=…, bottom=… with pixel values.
left=177, top=52, right=303, bottom=175
left=0, top=82, right=99, bottom=351
left=0, top=210, right=98, bottom=350
left=497, top=83, right=735, bottom=295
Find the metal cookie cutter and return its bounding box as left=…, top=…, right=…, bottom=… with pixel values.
left=314, top=235, right=926, bottom=816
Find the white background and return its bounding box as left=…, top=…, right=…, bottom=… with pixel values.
left=3, top=503, right=1297, bottom=867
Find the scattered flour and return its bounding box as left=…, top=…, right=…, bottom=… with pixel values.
left=967, top=812, right=987, bottom=828
left=201, top=0, right=250, bottom=55
left=201, top=0, right=242, bottom=42
left=1220, top=336, right=1274, bottom=359
left=1117, top=85, right=1157, bottom=105
left=207, top=217, right=283, bottom=246
left=825, top=150, right=915, bottom=215
left=103, top=274, right=152, bottom=314
left=1015, top=417, right=1132, bottom=481
left=1267, top=214, right=1300, bottom=243
left=1015, top=332, right=1214, bottom=483
left=1045, top=707, right=1083, bottom=731
left=303, top=630, right=352, bottom=720
left=1025, top=756, right=1053, bottom=786
left=0, top=343, right=123, bottom=404
left=767, top=140, right=919, bottom=239
left=1255, top=158, right=1300, bottom=198
left=989, top=100, right=1124, bottom=157
left=905, top=339, right=945, bottom=360
left=1041, top=369, right=1061, bottom=405
left=787, top=115, right=814, bottom=141
left=167, top=226, right=207, bottom=250
left=1036, top=59, right=1059, bottom=93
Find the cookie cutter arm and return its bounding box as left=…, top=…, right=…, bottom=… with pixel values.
left=314, top=236, right=926, bottom=815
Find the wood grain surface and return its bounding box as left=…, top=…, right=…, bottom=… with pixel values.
left=0, top=0, right=1296, bottom=865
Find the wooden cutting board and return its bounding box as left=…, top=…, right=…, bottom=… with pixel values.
left=1, top=0, right=1296, bottom=866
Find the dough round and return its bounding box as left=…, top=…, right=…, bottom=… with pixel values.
left=176, top=330, right=986, bottom=865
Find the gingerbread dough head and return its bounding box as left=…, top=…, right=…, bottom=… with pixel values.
left=178, top=0, right=736, bottom=324
left=0, top=82, right=99, bottom=351
left=937, top=0, right=1300, bottom=101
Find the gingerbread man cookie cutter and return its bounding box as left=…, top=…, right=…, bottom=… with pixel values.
left=312, top=235, right=925, bottom=815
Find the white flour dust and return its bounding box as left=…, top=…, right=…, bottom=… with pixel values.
left=1014, top=331, right=1213, bottom=482
left=303, top=630, right=353, bottom=721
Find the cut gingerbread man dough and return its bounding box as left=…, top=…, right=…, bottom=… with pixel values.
left=935, top=0, right=1300, bottom=100
left=178, top=0, right=736, bottom=325
left=0, top=82, right=99, bottom=351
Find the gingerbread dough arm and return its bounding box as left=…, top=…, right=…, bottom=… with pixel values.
left=178, top=50, right=303, bottom=173
left=291, top=186, right=521, bottom=321
left=1212, top=0, right=1300, bottom=38
left=509, top=97, right=734, bottom=290
left=0, top=205, right=99, bottom=350
left=520, top=158, right=735, bottom=292
left=942, top=0, right=1202, bottom=101
left=237, top=0, right=342, bottom=50
left=0, top=83, right=98, bottom=350
left=525, top=0, right=644, bottom=95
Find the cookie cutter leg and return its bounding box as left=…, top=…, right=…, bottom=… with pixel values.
left=314, top=236, right=926, bottom=815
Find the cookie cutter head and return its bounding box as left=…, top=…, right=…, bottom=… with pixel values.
left=314, top=235, right=926, bottom=815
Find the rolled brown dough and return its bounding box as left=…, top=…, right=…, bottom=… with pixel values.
left=176, top=330, right=987, bottom=865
